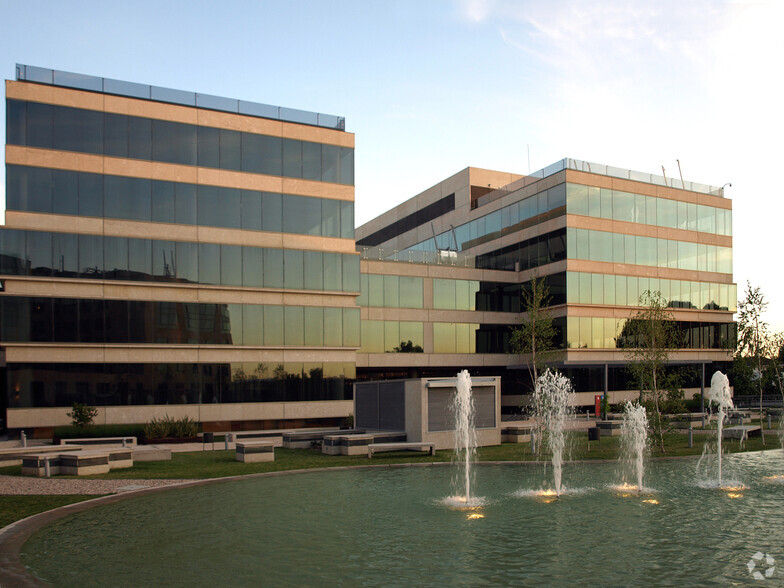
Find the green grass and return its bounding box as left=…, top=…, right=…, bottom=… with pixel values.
left=0, top=495, right=98, bottom=529
left=1, top=429, right=781, bottom=529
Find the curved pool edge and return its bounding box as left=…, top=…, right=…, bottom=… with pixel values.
left=2, top=449, right=777, bottom=586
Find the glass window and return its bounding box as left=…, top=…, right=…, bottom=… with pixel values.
left=658, top=198, right=677, bottom=228
left=400, top=321, right=424, bottom=351
left=399, top=276, right=423, bottom=308
left=220, top=245, right=242, bottom=287
left=613, top=191, right=634, bottom=223
left=587, top=186, right=601, bottom=217
left=128, top=238, right=151, bottom=280
left=368, top=274, right=384, bottom=307
left=242, top=247, right=263, bottom=288
left=592, top=318, right=604, bottom=348
left=263, top=306, right=284, bottom=346
left=589, top=231, right=612, bottom=263
left=175, top=241, right=198, bottom=284
left=579, top=272, right=591, bottom=303
left=27, top=102, right=54, bottom=149
left=603, top=274, right=615, bottom=305
left=153, top=120, right=196, bottom=166
left=304, top=307, right=324, bottom=347
left=433, top=323, right=456, bottom=353
left=324, top=308, right=343, bottom=347
left=340, top=201, right=354, bottom=239
left=591, top=273, right=603, bottom=304
left=566, top=184, right=588, bottom=216
left=339, top=148, right=354, bottom=185
left=104, top=113, right=128, bottom=158
left=645, top=196, right=657, bottom=226
left=434, top=279, right=456, bottom=309
left=302, top=141, right=321, bottom=180
left=261, top=192, right=282, bottom=233
left=567, top=272, right=579, bottom=303
left=240, top=132, right=264, bottom=174
left=6, top=99, right=27, bottom=146
left=384, top=321, right=400, bottom=353
left=53, top=169, right=79, bottom=215
left=78, top=234, right=103, bottom=279
left=283, top=249, right=304, bottom=289
left=627, top=276, right=638, bottom=306
left=242, top=305, right=263, bottom=346
left=636, top=236, right=657, bottom=267
left=383, top=275, right=400, bottom=308
left=52, top=233, right=78, bottom=278
left=360, top=320, right=383, bottom=353
left=343, top=308, right=360, bottom=347
left=600, top=188, right=613, bottom=219
left=321, top=198, right=340, bottom=238
left=342, top=255, right=359, bottom=293
left=78, top=172, right=103, bottom=217
left=198, top=243, right=220, bottom=285
left=175, top=183, right=197, bottom=225
left=127, top=115, right=152, bottom=160
left=152, top=181, right=175, bottom=223
left=633, top=194, right=646, bottom=224
left=304, top=251, right=324, bottom=291
left=323, top=252, right=342, bottom=292
left=240, top=190, right=262, bottom=231
left=282, top=139, right=302, bottom=178
left=615, top=275, right=627, bottom=306
left=219, top=129, right=241, bottom=171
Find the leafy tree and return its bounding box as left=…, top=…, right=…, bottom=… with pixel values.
left=509, top=274, right=557, bottom=391
left=736, top=282, right=769, bottom=444
left=66, top=402, right=98, bottom=428
left=620, top=290, right=679, bottom=453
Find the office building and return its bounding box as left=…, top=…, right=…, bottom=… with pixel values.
left=1, top=65, right=358, bottom=435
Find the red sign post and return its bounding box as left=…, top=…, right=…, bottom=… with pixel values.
left=595, top=395, right=602, bottom=418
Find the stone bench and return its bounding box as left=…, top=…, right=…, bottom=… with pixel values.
left=235, top=441, right=275, bottom=463
left=0, top=444, right=83, bottom=468
left=501, top=427, right=533, bottom=443
left=596, top=420, right=624, bottom=436
left=367, top=442, right=435, bottom=458
left=282, top=429, right=363, bottom=449
left=322, top=432, right=407, bottom=456
left=21, top=448, right=133, bottom=477
left=723, top=425, right=761, bottom=441
left=59, top=436, right=137, bottom=447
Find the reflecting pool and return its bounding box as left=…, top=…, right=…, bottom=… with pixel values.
left=22, top=451, right=784, bottom=586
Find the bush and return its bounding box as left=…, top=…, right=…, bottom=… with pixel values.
left=66, top=402, right=98, bottom=427
left=54, top=424, right=146, bottom=442
left=144, top=415, right=200, bottom=440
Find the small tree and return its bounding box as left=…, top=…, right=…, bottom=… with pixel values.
left=736, top=282, right=769, bottom=444
left=509, top=274, right=557, bottom=390
left=67, top=402, right=98, bottom=428
left=621, top=290, right=678, bottom=453
left=509, top=275, right=557, bottom=454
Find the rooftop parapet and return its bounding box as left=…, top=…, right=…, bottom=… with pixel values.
left=15, top=64, right=346, bottom=131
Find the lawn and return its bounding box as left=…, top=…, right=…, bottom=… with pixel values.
left=1, top=429, right=780, bottom=529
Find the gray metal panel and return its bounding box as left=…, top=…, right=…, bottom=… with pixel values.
left=427, top=388, right=453, bottom=432
left=378, top=381, right=405, bottom=431
left=473, top=386, right=496, bottom=429
left=355, top=383, right=379, bottom=429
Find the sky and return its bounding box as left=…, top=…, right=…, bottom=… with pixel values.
left=0, top=0, right=782, bottom=330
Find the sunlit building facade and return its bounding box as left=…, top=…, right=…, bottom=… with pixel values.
left=1, top=65, right=358, bottom=434
left=355, top=161, right=735, bottom=410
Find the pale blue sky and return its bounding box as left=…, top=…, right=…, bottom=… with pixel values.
left=1, top=0, right=782, bottom=330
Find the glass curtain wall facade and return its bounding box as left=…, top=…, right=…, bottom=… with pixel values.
left=2, top=66, right=357, bottom=434
left=355, top=163, right=735, bottom=408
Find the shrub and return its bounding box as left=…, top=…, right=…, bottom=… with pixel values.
left=66, top=402, right=98, bottom=427
left=144, top=415, right=199, bottom=440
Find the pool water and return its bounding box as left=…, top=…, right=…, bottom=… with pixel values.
left=22, top=451, right=784, bottom=586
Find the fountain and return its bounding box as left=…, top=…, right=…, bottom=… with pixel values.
left=618, top=400, right=649, bottom=492
left=706, top=370, right=733, bottom=486
left=450, top=369, right=478, bottom=506
left=534, top=369, right=574, bottom=496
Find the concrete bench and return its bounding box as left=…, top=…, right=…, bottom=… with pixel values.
left=596, top=420, right=624, bottom=436
left=282, top=429, right=363, bottom=449
left=21, top=448, right=133, bottom=477
left=723, top=425, right=761, bottom=441
left=59, top=436, right=137, bottom=447
left=0, top=445, right=83, bottom=468
left=235, top=441, right=275, bottom=463
left=501, top=427, right=533, bottom=443
left=132, top=446, right=172, bottom=461
left=322, top=432, right=407, bottom=456
left=367, top=442, right=435, bottom=458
